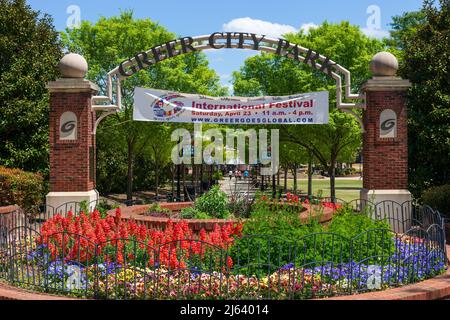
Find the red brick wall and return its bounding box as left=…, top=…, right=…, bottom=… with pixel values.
left=49, top=92, right=96, bottom=192
left=363, top=90, right=408, bottom=190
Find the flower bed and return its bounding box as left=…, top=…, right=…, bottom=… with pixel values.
left=0, top=201, right=447, bottom=300
left=113, top=202, right=337, bottom=233
left=36, top=209, right=242, bottom=268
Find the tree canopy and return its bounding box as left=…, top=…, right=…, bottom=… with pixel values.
left=396, top=0, right=450, bottom=197
left=0, top=0, right=62, bottom=175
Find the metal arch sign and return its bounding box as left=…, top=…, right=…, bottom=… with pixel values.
left=92, top=32, right=365, bottom=133
left=118, top=32, right=338, bottom=78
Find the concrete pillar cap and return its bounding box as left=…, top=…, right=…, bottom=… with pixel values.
left=370, top=52, right=399, bottom=77
left=59, top=53, right=88, bottom=78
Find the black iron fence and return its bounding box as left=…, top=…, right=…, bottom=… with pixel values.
left=0, top=199, right=447, bottom=300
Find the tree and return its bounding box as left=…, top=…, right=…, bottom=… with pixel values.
left=62, top=11, right=227, bottom=200
left=279, top=142, right=311, bottom=194
left=233, top=22, right=382, bottom=200
left=146, top=123, right=173, bottom=199
left=388, top=11, right=427, bottom=50
left=398, top=0, right=450, bottom=197
left=0, top=0, right=62, bottom=174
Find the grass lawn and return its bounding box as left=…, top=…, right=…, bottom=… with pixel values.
left=286, top=178, right=363, bottom=202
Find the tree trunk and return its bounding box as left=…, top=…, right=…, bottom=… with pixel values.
left=272, top=174, right=276, bottom=199
left=284, top=167, right=288, bottom=193
left=126, top=141, right=134, bottom=201
left=209, top=165, right=213, bottom=186
left=192, top=165, right=196, bottom=192
left=182, top=164, right=186, bottom=201
left=155, top=161, right=159, bottom=200
left=308, top=151, right=313, bottom=197
left=171, top=165, right=175, bottom=201
left=293, top=165, right=298, bottom=193
left=200, top=164, right=204, bottom=194
left=176, top=164, right=181, bottom=201
left=329, top=162, right=336, bottom=203
left=277, top=170, right=280, bottom=187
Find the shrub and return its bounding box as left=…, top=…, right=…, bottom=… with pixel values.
left=95, top=200, right=118, bottom=219
left=421, top=185, right=450, bottom=218
left=226, top=198, right=253, bottom=218
left=212, top=171, right=223, bottom=181
left=327, top=209, right=395, bottom=262
left=180, top=206, right=200, bottom=219
left=194, top=185, right=230, bottom=219
left=180, top=207, right=215, bottom=220
left=229, top=197, right=325, bottom=273
left=145, top=203, right=171, bottom=217
left=0, top=166, right=43, bottom=211
left=229, top=197, right=394, bottom=274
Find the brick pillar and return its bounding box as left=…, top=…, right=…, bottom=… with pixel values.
left=360, top=76, right=412, bottom=205
left=46, top=54, right=99, bottom=212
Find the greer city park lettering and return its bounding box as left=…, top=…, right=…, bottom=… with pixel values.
left=118, top=32, right=336, bottom=77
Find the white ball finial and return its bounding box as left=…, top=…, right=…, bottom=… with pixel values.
left=59, top=53, right=88, bottom=78
left=370, top=52, right=399, bottom=77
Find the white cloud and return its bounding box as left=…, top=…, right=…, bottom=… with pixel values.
left=222, top=17, right=297, bottom=38
left=361, top=28, right=390, bottom=39
left=300, top=23, right=318, bottom=34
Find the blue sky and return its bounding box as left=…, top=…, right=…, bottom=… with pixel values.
left=28, top=0, right=423, bottom=90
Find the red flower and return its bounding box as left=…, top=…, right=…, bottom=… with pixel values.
left=227, top=256, right=233, bottom=269
left=36, top=207, right=242, bottom=269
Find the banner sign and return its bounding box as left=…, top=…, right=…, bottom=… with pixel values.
left=133, top=87, right=329, bottom=125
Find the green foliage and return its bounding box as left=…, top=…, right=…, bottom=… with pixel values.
left=192, top=211, right=213, bottom=220
left=180, top=206, right=214, bottom=220
left=229, top=198, right=394, bottom=274
left=146, top=203, right=171, bottom=216
left=96, top=200, right=116, bottom=219
left=180, top=206, right=200, bottom=219
left=336, top=167, right=357, bottom=177
left=327, top=209, right=395, bottom=262
left=194, top=185, right=230, bottom=219
left=0, top=0, right=62, bottom=174
left=212, top=171, right=223, bottom=181
left=0, top=166, right=44, bottom=211
left=179, top=186, right=233, bottom=219
left=243, top=198, right=323, bottom=238
left=229, top=198, right=324, bottom=272
left=226, top=198, right=254, bottom=219
left=397, top=1, right=450, bottom=197
left=388, top=11, right=427, bottom=51
left=327, top=209, right=390, bottom=238
left=421, top=185, right=450, bottom=218
left=79, top=200, right=89, bottom=215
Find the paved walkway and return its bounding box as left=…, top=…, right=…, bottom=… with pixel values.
left=219, top=177, right=258, bottom=198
